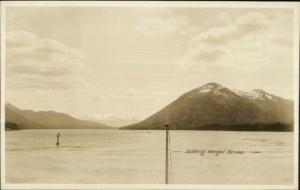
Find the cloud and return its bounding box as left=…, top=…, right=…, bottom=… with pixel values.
left=177, top=10, right=294, bottom=72
left=125, top=89, right=144, bottom=97
left=134, top=9, right=187, bottom=37
left=6, top=30, right=86, bottom=89
left=99, top=89, right=169, bottom=102
left=192, top=12, right=268, bottom=45
left=152, top=91, right=169, bottom=97
left=7, top=79, right=72, bottom=90
left=121, top=89, right=169, bottom=98
left=6, top=30, right=85, bottom=75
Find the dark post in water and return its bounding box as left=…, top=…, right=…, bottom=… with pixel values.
left=56, top=132, right=60, bottom=147
left=165, top=124, right=169, bottom=184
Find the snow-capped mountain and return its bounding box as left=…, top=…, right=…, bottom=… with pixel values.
left=91, top=114, right=139, bottom=127
left=192, top=83, right=277, bottom=100
left=121, top=82, right=293, bottom=131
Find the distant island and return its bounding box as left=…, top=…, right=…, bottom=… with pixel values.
left=120, top=83, right=293, bottom=131
left=5, top=103, right=112, bottom=130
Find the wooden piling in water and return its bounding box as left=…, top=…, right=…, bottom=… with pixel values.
left=165, top=124, right=169, bottom=184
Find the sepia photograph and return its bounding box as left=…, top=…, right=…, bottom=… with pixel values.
left=0, top=1, right=299, bottom=190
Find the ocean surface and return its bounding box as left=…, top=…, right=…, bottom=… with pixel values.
left=5, top=129, right=294, bottom=184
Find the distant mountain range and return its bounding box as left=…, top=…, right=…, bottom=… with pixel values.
left=121, top=83, right=294, bottom=131
left=5, top=103, right=112, bottom=130
left=90, top=114, right=139, bottom=127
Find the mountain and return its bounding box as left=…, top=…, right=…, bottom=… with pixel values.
left=5, top=103, right=112, bottom=130
left=90, top=114, right=139, bottom=127
left=121, top=83, right=294, bottom=131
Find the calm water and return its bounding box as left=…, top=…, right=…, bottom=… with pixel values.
left=5, top=130, right=294, bottom=184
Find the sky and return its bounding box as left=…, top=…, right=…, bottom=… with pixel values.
left=4, top=6, right=297, bottom=122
